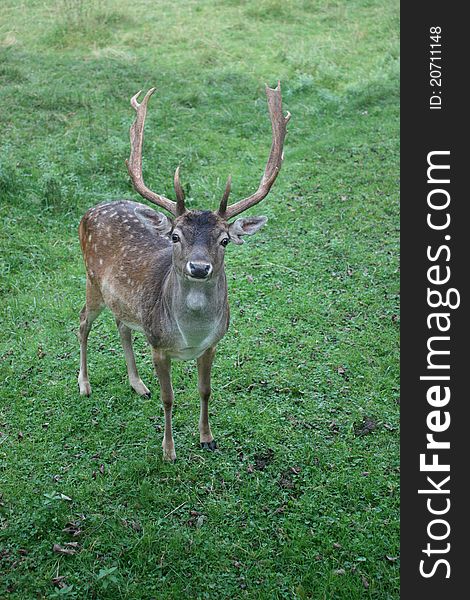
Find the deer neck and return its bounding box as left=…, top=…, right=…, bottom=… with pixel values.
left=148, top=266, right=228, bottom=359
left=166, top=267, right=227, bottom=319
left=145, top=264, right=229, bottom=355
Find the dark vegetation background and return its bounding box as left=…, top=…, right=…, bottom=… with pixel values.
left=0, top=0, right=399, bottom=597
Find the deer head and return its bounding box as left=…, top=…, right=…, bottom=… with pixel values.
left=125, top=84, right=290, bottom=281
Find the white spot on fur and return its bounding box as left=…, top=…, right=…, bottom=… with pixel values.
left=100, top=258, right=103, bottom=265
left=88, top=234, right=92, bottom=242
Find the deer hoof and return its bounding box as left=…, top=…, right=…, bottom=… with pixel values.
left=131, top=380, right=151, bottom=397
left=162, top=445, right=176, bottom=462
left=78, top=379, right=92, bottom=396
left=200, top=440, right=217, bottom=451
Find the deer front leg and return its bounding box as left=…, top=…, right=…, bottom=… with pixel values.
left=197, top=346, right=217, bottom=450
left=152, top=349, right=176, bottom=462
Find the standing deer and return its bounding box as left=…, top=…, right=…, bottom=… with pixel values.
left=78, top=83, right=290, bottom=460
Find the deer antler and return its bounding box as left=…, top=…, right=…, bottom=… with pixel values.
left=173, top=165, right=186, bottom=216
left=218, top=82, right=290, bottom=220
left=126, top=88, right=185, bottom=216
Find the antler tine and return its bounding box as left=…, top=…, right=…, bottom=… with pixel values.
left=173, top=166, right=186, bottom=216
left=126, top=88, right=178, bottom=216
left=218, top=175, right=232, bottom=214
left=130, top=89, right=143, bottom=110
left=220, top=81, right=290, bottom=220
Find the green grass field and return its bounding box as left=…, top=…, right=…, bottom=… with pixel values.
left=0, top=1, right=399, bottom=597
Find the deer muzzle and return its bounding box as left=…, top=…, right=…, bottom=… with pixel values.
left=186, top=261, right=213, bottom=280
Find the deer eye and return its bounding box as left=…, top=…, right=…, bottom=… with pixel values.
left=171, top=233, right=180, bottom=243
left=220, top=237, right=230, bottom=247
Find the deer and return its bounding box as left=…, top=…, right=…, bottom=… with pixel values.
left=78, top=83, right=290, bottom=461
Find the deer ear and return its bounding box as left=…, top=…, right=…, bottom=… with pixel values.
left=228, top=216, right=267, bottom=245
left=135, top=206, right=173, bottom=234
left=153, top=212, right=173, bottom=234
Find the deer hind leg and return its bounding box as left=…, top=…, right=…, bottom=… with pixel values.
left=152, top=349, right=176, bottom=462
left=116, top=319, right=151, bottom=398
left=78, top=277, right=104, bottom=396
left=197, top=346, right=217, bottom=450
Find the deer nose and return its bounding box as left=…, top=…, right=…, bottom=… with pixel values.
left=187, top=261, right=213, bottom=279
